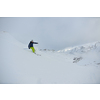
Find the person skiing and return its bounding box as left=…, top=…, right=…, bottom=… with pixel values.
left=28, top=40, right=38, bottom=53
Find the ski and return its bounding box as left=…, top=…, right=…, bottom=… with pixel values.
left=34, top=53, right=41, bottom=56
left=36, top=54, right=41, bottom=56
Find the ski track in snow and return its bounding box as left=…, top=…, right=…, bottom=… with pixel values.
left=0, top=32, right=100, bottom=84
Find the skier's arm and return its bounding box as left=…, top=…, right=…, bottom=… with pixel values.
left=33, top=42, right=38, bottom=44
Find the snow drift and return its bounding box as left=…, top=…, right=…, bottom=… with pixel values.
left=0, top=31, right=100, bottom=84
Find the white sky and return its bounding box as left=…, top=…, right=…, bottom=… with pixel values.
left=0, top=17, right=100, bottom=50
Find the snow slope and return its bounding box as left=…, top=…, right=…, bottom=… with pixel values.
left=58, top=41, right=100, bottom=54
left=0, top=31, right=100, bottom=84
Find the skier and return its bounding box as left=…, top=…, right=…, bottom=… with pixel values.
left=28, top=40, right=38, bottom=53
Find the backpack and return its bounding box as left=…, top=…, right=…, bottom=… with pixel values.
left=28, top=43, right=30, bottom=49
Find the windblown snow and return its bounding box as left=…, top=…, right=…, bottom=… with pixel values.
left=0, top=31, right=100, bottom=84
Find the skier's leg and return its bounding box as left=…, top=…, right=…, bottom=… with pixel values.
left=30, top=47, right=35, bottom=53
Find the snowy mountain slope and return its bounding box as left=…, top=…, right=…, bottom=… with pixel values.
left=58, top=41, right=100, bottom=67
left=58, top=41, right=100, bottom=54
left=0, top=31, right=100, bottom=84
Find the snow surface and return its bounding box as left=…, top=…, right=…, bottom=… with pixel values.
left=0, top=31, right=100, bottom=84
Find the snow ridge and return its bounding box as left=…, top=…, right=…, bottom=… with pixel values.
left=58, top=41, right=100, bottom=54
